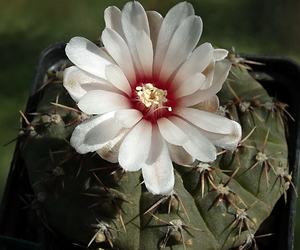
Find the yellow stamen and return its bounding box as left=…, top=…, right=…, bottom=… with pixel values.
left=136, top=83, right=168, bottom=109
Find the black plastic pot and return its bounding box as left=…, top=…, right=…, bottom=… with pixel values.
left=235, top=53, right=300, bottom=250
left=0, top=44, right=299, bottom=250
left=0, top=42, right=71, bottom=250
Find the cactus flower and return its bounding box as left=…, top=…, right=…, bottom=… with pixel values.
left=63, top=1, right=242, bottom=195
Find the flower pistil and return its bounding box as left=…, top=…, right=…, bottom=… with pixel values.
left=134, top=83, right=171, bottom=120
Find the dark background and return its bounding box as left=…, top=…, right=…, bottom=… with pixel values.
left=1, top=0, right=299, bottom=248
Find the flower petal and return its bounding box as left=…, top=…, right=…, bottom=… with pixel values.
left=121, top=1, right=152, bottom=80
left=173, top=73, right=206, bottom=98
left=70, top=112, right=122, bottom=154
left=171, top=42, right=213, bottom=91
left=154, top=2, right=194, bottom=75
left=63, top=66, right=120, bottom=102
left=104, top=6, right=125, bottom=39
left=146, top=11, right=163, bottom=54
left=158, top=15, right=202, bottom=82
left=141, top=125, right=174, bottom=195
left=119, top=120, right=152, bottom=171
left=105, top=64, right=132, bottom=95
left=78, top=90, right=131, bottom=115
left=101, top=28, right=136, bottom=83
left=97, top=128, right=129, bottom=163
left=122, top=1, right=150, bottom=36
left=135, top=31, right=154, bottom=79
left=114, top=109, right=143, bottom=128
left=173, top=107, right=236, bottom=134
left=213, top=48, right=228, bottom=61
left=178, top=59, right=232, bottom=107
left=190, top=95, right=219, bottom=113
left=199, top=120, right=242, bottom=150
left=171, top=116, right=217, bottom=162
left=65, top=37, right=114, bottom=78
left=167, top=143, right=194, bottom=165
left=199, top=63, right=215, bottom=90
left=157, top=117, right=187, bottom=145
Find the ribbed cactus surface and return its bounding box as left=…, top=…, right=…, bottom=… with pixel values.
left=21, top=60, right=290, bottom=250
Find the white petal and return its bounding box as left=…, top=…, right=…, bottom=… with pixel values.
left=65, top=37, right=114, bottom=78
left=173, top=73, right=206, bottom=98
left=70, top=112, right=122, bottom=154
left=190, top=95, right=219, bottom=113
left=104, top=6, right=125, bottom=39
left=213, top=48, right=228, bottom=61
left=114, top=109, right=143, bottom=128
left=200, top=63, right=215, bottom=90
left=199, top=120, right=242, bottom=150
left=119, top=120, right=152, bottom=171
left=158, top=15, right=202, bottom=82
left=167, top=143, right=194, bottom=165
left=121, top=1, right=151, bottom=80
left=178, top=59, right=231, bottom=107
left=122, top=1, right=150, bottom=36
left=97, top=128, right=129, bottom=163
left=200, top=59, right=232, bottom=97
left=154, top=2, right=195, bottom=75
left=63, top=66, right=120, bottom=102
left=173, top=107, right=235, bottom=134
left=157, top=117, right=187, bottom=145
left=101, top=28, right=136, bottom=83
left=141, top=126, right=174, bottom=195
left=105, top=64, right=132, bottom=95
left=135, top=31, right=154, bottom=78
left=146, top=11, right=163, bottom=54
left=78, top=90, right=131, bottom=115
left=171, top=43, right=213, bottom=90
left=171, top=116, right=217, bottom=162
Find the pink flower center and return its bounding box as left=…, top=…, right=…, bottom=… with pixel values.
left=132, top=83, right=172, bottom=122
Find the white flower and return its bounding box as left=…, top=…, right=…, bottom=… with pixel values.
left=63, top=1, right=242, bottom=195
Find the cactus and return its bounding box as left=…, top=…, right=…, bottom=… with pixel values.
left=18, top=53, right=294, bottom=250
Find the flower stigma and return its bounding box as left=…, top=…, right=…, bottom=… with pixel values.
left=134, top=83, right=172, bottom=121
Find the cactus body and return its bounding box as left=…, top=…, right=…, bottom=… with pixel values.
left=21, top=60, right=290, bottom=250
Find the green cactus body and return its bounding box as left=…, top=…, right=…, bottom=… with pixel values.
left=21, top=61, right=290, bottom=250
